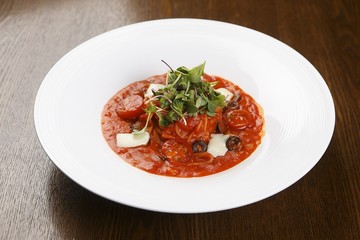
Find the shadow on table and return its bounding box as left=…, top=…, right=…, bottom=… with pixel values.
left=46, top=165, right=259, bottom=239
left=47, top=165, right=162, bottom=239
left=46, top=152, right=338, bottom=239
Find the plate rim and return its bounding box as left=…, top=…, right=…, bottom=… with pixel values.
left=34, top=18, right=336, bottom=213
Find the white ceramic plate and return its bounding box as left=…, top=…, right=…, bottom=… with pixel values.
left=34, top=19, right=335, bottom=213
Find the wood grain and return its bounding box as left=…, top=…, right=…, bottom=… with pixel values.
left=0, top=0, right=359, bottom=239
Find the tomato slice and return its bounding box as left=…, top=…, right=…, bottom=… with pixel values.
left=161, top=140, right=191, bottom=163
left=224, top=109, right=251, bottom=129
left=115, top=95, right=144, bottom=119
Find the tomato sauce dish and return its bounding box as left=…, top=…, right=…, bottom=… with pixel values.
left=101, top=62, right=265, bottom=177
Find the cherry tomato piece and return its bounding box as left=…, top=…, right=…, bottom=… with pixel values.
left=224, top=109, right=251, bottom=129
left=115, top=95, right=144, bottom=119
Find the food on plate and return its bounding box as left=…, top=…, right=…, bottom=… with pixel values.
left=101, top=62, right=264, bottom=177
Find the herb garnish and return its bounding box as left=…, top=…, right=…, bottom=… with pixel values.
left=135, top=61, right=226, bottom=133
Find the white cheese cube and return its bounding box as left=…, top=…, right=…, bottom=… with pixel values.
left=144, top=83, right=166, bottom=98
left=215, top=88, right=234, bottom=101
left=207, top=134, right=230, bottom=157
left=116, top=131, right=150, bottom=148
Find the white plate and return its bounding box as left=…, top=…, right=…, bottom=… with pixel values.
left=34, top=19, right=335, bottom=213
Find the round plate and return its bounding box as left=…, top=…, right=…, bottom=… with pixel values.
left=34, top=19, right=335, bottom=213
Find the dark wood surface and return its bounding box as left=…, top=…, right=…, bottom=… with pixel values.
left=1, top=0, right=359, bottom=239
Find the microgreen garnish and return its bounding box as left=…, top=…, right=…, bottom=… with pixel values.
left=133, top=103, right=156, bottom=135
left=161, top=59, right=174, bottom=73
left=139, top=61, right=226, bottom=131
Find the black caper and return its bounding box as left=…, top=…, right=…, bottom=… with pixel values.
left=192, top=140, right=208, bottom=153
left=226, top=100, right=238, bottom=110
left=226, top=136, right=241, bottom=151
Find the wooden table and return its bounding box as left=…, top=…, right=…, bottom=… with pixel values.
left=1, top=0, right=359, bottom=239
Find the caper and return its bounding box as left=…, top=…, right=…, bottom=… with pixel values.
left=192, top=140, right=208, bottom=153
left=226, top=136, right=241, bottom=151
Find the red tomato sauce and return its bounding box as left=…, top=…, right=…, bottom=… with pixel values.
left=101, top=74, right=264, bottom=177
